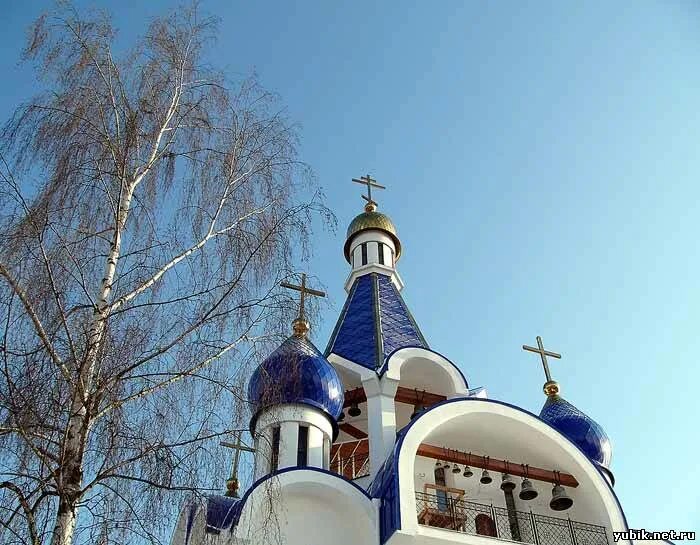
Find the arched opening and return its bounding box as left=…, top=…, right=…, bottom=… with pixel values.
left=384, top=347, right=469, bottom=432
left=398, top=399, right=627, bottom=543
left=475, top=514, right=497, bottom=537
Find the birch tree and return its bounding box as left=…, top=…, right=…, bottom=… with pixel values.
left=0, top=4, right=331, bottom=544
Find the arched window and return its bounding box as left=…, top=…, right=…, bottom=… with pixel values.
left=475, top=514, right=497, bottom=537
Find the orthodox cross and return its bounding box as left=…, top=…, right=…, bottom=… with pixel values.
left=522, top=335, right=561, bottom=384
left=280, top=273, right=325, bottom=323
left=352, top=174, right=386, bottom=208
left=220, top=431, right=255, bottom=498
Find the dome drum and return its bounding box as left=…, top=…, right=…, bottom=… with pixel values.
left=343, top=210, right=401, bottom=263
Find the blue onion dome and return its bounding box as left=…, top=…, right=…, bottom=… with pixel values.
left=540, top=386, right=613, bottom=471
left=248, top=332, right=344, bottom=430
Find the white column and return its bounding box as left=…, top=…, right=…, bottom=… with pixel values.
left=307, top=426, right=324, bottom=468
left=254, top=427, right=272, bottom=480
left=278, top=421, right=298, bottom=469
left=363, top=375, right=399, bottom=480
left=368, top=241, right=379, bottom=263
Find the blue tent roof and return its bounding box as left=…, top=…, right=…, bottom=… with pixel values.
left=540, top=395, right=613, bottom=469
left=248, top=335, right=344, bottom=426
left=325, top=273, right=428, bottom=369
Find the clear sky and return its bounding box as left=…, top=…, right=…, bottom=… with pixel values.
left=2, top=0, right=699, bottom=534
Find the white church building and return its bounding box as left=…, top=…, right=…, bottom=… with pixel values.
left=171, top=176, right=669, bottom=545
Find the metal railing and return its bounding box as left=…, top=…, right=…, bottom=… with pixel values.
left=330, top=452, right=370, bottom=480
left=415, top=492, right=609, bottom=545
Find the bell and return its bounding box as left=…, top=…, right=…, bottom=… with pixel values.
left=338, top=411, right=345, bottom=422
left=550, top=484, right=573, bottom=511
left=452, top=463, right=461, bottom=474
left=411, top=403, right=424, bottom=420
left=480, top=469, right=492, bottom=484
left=435, top=459, right=442, bottom=469
left=348, top=403, right=361, bottom=417
left=500, top=473, right=516, bottom=491
left=519, top=478, right=538, bottom=500
left=443, top=460, right=451, bottom=469
left=463, top=466, right=474, bottom=478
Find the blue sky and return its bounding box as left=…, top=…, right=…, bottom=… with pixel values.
left=2, top=0, right=699, bottom=534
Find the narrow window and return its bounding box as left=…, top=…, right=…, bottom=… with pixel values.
left=297, top=425, right=309, bottom=466
left=361, top=242, right=368, bottom=265
left=434, top=466, right=448, bottom=512
left=323, top=436, right=330, bottom=469
left=270, top=426, right=281, bottom=472
left=378, top=242, right=384, bottom=265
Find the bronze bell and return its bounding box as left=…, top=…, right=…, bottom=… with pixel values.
left=500, top=473, right=517, bottom=491
left=463, top=466, right=474, bottom=478
left=452, top=463, right=461, bottom=474
left=348, top=403, right=361, bottom=417
left=480, top=469, right=493, bottom=484
left=519, top=478, right=538, bottom=500
left=550, top=484, right=573, bottom=511
left=435, top=459, right=442, bottom=469
left=443, top=460, right=451, bottom=469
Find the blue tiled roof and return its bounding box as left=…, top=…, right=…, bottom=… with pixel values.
left=205, top=496, right=242, bottom=534
left=540, top=395, right=612, bottom=469
left=325, top=273, right=428, bottom=369
left=248, top=335, right=344, bottom=427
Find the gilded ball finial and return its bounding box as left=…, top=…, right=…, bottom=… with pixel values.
left=292, top=317, right=310, bottom=337
left=225, top=477, right=239, bottom=497
left=543, top=380, right=560, bottom=397
left=364, top=201, right=377, bottom=213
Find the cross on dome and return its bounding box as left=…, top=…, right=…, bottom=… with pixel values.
left=281, top=273, right=325, bottom=337
left=220, top=430, right=255, bottom=498
left=352, top=174, right=386, bottom=212
left=522, top=335, right=563, bottom=396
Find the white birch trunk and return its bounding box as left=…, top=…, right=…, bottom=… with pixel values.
left=50, top=184, right=136, bottom=545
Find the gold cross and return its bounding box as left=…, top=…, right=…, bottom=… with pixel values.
left=220, top=430, right=255, bottom=498
left=352, top=174, right=386, bottom=208
left=280, top=273, right=325, bottom=322
left=522, top=335, right=561, bottom=383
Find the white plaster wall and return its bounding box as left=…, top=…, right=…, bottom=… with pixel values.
left=413, top=454, right=589, bottom=522
left=234, top=471, right=377, bottom=545
left=384, top=347, right=469, bottom=400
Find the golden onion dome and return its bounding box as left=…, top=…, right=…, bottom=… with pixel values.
left=343, top=207, right=401, bottom=263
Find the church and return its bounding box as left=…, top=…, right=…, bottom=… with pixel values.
left=171, top=176, right=666, bottom=545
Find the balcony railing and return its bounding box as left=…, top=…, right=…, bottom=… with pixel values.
left=415, top=492, right=609, bottom=545
left=330, top=452, right=370, bottom=480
